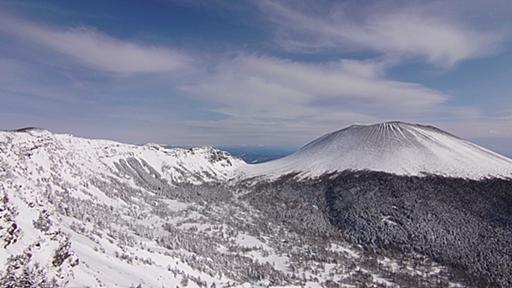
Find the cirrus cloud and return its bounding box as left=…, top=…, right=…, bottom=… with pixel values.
left=182, top=54, right=446, bottom=119
left=0, top=14, right=192, bottom=73
left=257, top=0, right=504, bottom=67
left=178, top=54, right=449, bottom=143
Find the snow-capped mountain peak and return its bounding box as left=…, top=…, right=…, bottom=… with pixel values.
left=243, top=121, right=512, bottom=180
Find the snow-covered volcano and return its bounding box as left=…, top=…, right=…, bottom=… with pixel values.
left=243, top=121, right=512, bottom=180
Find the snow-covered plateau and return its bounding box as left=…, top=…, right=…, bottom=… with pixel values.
left=1, top=123, right=511, bottom=287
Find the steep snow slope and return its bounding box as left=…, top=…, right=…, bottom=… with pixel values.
left=243, top=122, right=512, bottom=180
left=0, top=128, right=245, bottom=287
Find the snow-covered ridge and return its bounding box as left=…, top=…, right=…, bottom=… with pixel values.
left=243, top=121, right=512, bottom=180
left=0, top=128, right=248, bottom=286
left=0, top=128, right=245, bottom=186
left=5, top=122, right=512, bottom=183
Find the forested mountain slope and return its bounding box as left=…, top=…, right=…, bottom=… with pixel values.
left=1, top=124, right=511, bottom=287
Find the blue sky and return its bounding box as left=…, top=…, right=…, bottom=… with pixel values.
left=0, top=0, right=511, bottom=154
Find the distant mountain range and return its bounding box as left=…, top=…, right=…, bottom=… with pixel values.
left=1, top=123, right=511, bottom=287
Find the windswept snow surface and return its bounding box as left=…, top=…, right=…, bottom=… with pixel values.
left=243, top=122, right=512, bottom=180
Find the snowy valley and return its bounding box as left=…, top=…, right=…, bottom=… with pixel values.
left=1, top=123, right=512, bottom=287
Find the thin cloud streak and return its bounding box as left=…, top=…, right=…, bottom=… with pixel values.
left=0, top=14, right=193, bottom=73
left=177, top=54, right=449, bottom=144
left=257, top=0, right=503, bottom=66
left=182, top=55, right=446, bottom=119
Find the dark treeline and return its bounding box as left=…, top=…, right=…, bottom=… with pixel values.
left=244, top=171, right=512, bottom=287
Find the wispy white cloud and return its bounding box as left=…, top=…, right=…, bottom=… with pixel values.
left=0, top=14, right=192, bottom=73
left=258, top=0, right=504, bottom=66
left=179, top=54, right=448, bottom=143
left=183, top=54, right=446, bottom=116
left=0, top=8, right=509, bottom=147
